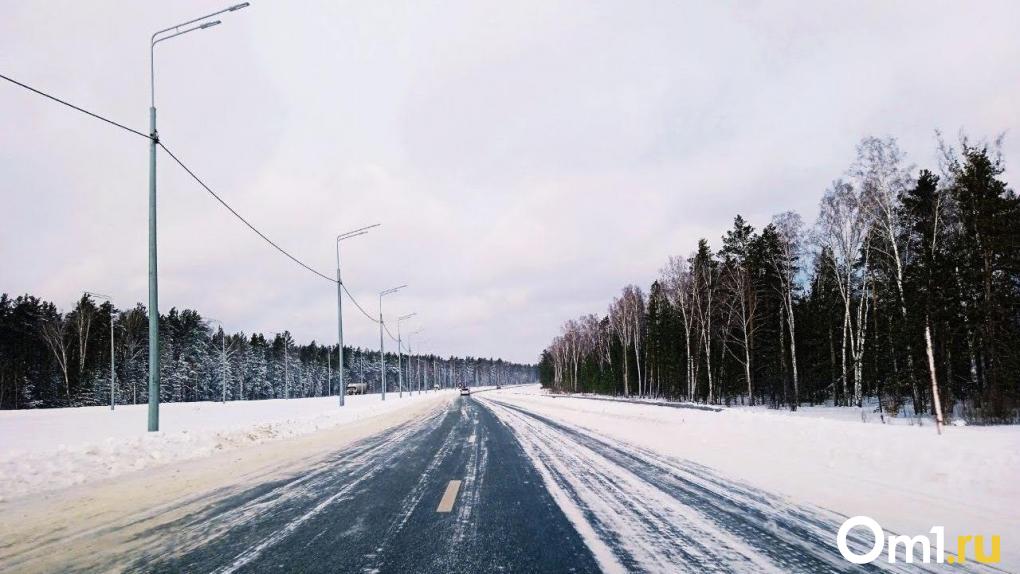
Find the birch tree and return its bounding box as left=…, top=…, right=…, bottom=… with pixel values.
left=662, top=255, right=696, bottom=400
left=901, top=169, right=947, bottom=432
left=39, top=311, right=72, bottom=402
left=769, top=211, right=804, bottom=410
left=816, top=179, right=872, bottom=405
left=621, top=285, right=646, bottom=396
left=853, top=136, right=928, bottom=413
left=608, top=296, right=631, bottom=396
left=562, top=320, right=582, bottom=392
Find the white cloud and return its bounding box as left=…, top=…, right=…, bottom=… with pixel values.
left=1, top=0, right=1018, bottom=363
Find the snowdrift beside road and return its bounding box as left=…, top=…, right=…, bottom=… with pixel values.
left=0, top=391, right=455, bottom=500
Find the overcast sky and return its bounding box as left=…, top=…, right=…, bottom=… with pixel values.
left=1, top=1, right=1018, bottom=363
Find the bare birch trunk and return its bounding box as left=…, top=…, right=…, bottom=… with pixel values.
left=633, top=340, right=642, bottom=397
left=841, top=304, right=850, bottom=405
left=703, top=329, right=713, bottom=403
left=925, top=315, right=944, bottom=434
left=743, top=335, right=753, bottom=405
left=785, top=290, right=799, bottom=410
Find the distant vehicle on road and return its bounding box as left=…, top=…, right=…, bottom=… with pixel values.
left=496, top=384, right=502, bottom=390
left=346, top=383, right=367, bottom=395
left=459, top=387, right=471, bottom=396
left=433, top=384, right=440, bottom=391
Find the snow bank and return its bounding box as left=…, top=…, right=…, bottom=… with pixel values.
left=732, top=397, right=962, bottom=426
left=490, top=385, right=1020, bottom=568
left=0, top=391, right=454, bottom=500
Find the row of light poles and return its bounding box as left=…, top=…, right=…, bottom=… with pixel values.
left=396, top=313, right=417, bottom=398
left=142, top=3, right=426, bottom=431
left=377, top=285, right=405, bottom=401
left=407, top=329, right=425, bottom=394
left=336, top=226, right=420, bottom=403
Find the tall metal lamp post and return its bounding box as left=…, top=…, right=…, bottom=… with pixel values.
left=147, top=2, right=250, bottom=432
left=335, top=224, right=379, bottom=406
left=396, top=313, right=417, bottom=398
left=408, top=329, right=424, bottom=394
left=378, top=285, right=406, bottom=400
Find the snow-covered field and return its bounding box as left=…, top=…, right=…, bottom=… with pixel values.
left=486, top=385, right=1020, bottom=569
left=0, top=390, right=455, bottom=500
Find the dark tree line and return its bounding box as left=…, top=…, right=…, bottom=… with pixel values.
left=540, top=135, right=1020, bottom=424
left=0, top=294, right=534, bottom=409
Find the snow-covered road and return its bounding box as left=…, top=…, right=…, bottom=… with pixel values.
left=480, top=394, right=1002, bottom=573
left=1, top=386, right=1013, bottom=572
left=487, top=385, right=1020, bottom=571
left=0, top=392, right=600, bottom=573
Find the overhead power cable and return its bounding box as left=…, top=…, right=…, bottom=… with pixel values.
left=341, top=283, right=381, bottom=324
left=157, top=141, right=337, bottom=283
left=2, top=72, right=396, bottom=332
left=0, top=72, right=150, bottom=139
left=0, top=72, right=337, bottom=285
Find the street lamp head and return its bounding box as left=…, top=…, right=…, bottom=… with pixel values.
left=229, top=2, right=251, bottom=11
left=200, top=20, right=222, bottom=29
left=380, top=284, right=407, bottom=297
left=337, top=231, right=367, bottom=242
left=338, top=223, right=381, bottom=242
left=398, top=312, right=417, bottom=323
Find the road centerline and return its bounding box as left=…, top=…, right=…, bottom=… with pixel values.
left=436, top=480, right=462, bottom=513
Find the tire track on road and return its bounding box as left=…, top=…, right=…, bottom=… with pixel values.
left=479, top=396, right=998, bottom=574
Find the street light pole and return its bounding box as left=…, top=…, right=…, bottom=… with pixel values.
left=85, top=292, right=115, bottom=410
left=336, top=224, right=379, bottom=406
left=396, top=313, right=416, bottom=399
left=147, top=2, right=249, bottom=432
left=408, top=329, right=424, bottom=395
left=378, top=285, right=406, bottom=401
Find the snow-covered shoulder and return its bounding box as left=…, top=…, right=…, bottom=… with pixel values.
left=486, top=385, right=1020, bottom=568
left=0, top=391, right=455, bottom=501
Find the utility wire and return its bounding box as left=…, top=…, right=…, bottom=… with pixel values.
left=2, top=72, right=397, bottom=332
left=0, top=72, right=337, bottom=285
left=341, top=283, right=380, bottom=324
left=161, top=144, right=397, bottom=333
left=384, top=323, right=399, bottom=344
left=0, top=73, right=150, bottom=139
left=158, top=141, right=337, bottom=284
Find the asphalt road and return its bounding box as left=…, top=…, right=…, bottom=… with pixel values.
left=129, top=396, right=601, bottom=573
left=7, top=394, right=1000, bottom=573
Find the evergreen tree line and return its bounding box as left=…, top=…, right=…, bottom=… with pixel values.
left=539, top=135, right=1020, bottom=423
left=0, top=294, right=534, bottom=409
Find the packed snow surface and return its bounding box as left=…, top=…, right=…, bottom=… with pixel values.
left=0, top=391, right=456, bottom=500
left=485, top=385, right=1020, bottom=570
